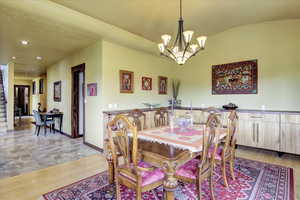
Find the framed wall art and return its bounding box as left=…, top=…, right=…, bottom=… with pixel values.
left=158, top=76, right=168, bottom=95
left=120, top=70, right=134, bottom=93
left=212, top=59, right=258, bottom=95
left=53, top=81, right=62, bottom=102
left=87, top=83, right=97, bottom=96
left=141, top=76, right=152, bottom=90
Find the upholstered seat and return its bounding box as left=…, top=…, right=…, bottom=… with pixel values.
left=175, top=159, right=200, bottom=179
left=119, top=161, right=165, bottom=186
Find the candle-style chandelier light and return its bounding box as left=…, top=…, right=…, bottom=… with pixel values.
left=158, top=0, right=207, bottom=65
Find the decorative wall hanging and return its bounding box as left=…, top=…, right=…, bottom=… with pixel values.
left=32, top=81, right=36, bottom=95
left=141, top=77, right=152, bottom=90
left=87, top=83, right=97, bottom=96
left=158, top=76, right=168, bottom=95
left=120, top=70, right=134, bottom=93
left=212, top=59, right=258, bottom=95
left=53, top=81, right=62, bottom=102
left=39, top=79, right=44, bottom=94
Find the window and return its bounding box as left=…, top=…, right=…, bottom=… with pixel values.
left=39, top=79, right=44, bottom=94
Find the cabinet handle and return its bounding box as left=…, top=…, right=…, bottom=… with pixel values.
left=250, top=116, right=264, bottom=119
left=252, top=123, right=255, bottom=143
left=256, top=123, right=259, bottom=143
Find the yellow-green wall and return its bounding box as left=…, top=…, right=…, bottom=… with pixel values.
left=176, top=19, right=300, bottom=111
left=102, top=40, right=175, bottom=110
left=47, top=41, right=102, bottom=147
left=46, top=40, right=175, bottom=148
left=32, top=76, right=47, bottom=113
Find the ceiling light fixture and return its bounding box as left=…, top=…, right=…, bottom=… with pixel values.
left=21, top=40, right=29, bottom=45
left=36, top=56, right=42, bottom=60
left=12, top=56, right=16, bottom=60
left=158, top=0, right=207, bottom=65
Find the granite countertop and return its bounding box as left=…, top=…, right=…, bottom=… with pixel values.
left=103, top=106, right=300, bottom=115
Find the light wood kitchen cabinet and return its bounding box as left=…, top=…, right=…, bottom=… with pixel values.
left=236, top=113, right=280, bottom=151
left=280, top=114, right=300, bottom=154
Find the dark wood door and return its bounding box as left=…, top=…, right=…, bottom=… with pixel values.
left=71, top=64, right=85, bottom=138
left=14, top=85, right=30, bottom=116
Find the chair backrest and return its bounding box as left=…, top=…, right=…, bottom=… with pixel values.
left=107, top=114, right=139, bottom=169
left=154, top=108, right=168, bottom=127
left=203, top=106, right=221, bottom=114
left=127, top=109, right=146, bottom=131
left=33, top=110, right=43, bottom=126
left=223, top=110, right=239, bottom=155
left=206, top=112, right=221, bottom=129
left=200, top=124, right=220, bottom=169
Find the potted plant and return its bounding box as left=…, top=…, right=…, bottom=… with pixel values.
left=169, top=79, right=181, bottom=107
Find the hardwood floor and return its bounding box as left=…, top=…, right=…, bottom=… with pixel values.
left=0, top=146, right=299, bottom=200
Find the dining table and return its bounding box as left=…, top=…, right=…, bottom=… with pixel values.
left=40, top=112, right=64, bottom=135
left=106, top=125, right=228, bottom=200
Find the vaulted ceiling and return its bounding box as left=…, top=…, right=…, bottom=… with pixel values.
left=1, top=0, right=300, bottom=76
left=50, top=0, right=300, bottom=41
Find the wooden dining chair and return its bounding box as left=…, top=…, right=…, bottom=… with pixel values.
left=127, top=109, right=146, bottom=131
left=175, top=113, right=221, bottom=200
left=107, top=114, right=165, bottom=200
left=154, top=108, right=168, bottom=127
left=212, top=110, right=239, bottom=188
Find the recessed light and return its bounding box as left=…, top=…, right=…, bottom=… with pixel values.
left=36, top=56, right=42, bottom=60
left=21, top=40, right=29, bottom=45
left=12, top=56, right=16, bottom=60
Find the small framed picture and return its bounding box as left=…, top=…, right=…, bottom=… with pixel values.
left=87, top=83, right=97, bottom=96
left=120, top=70, right=134, bottom=93
left=158, top=76, right=168, bottom=95
left=141, top=77, right=152, bottom=90
left=53, top=81, right=61, bottom=102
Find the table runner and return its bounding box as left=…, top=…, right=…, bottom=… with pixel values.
left=137, top=126, right=226, bottom=152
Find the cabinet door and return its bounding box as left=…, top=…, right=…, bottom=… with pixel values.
left=237, top=119, right=257, bottom=147
left=281, top=122, right=300, bottom=154
left=256, top=121, right=280, bottom=151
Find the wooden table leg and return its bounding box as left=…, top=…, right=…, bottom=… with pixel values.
left=163, top=161, right=178, bottom=200
left=106, top=149, right=114, bottom=184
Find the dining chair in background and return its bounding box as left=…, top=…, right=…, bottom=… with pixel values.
left=212, top=110, right=239, bottom=188
left=33, top=110, right=55, bottom=136
left=127, top=109, right=146, bottom=131
left=107, top=114, right=165, bottom=200
left=154, top=108, right=168, bottom=127
left=175, top=113, right=222, bottom=200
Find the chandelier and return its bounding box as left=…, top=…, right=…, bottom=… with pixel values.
left=158, top=0, right=207, bottom=65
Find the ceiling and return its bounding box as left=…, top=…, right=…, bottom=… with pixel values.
left=0, top=1, right=99, bottom=76
left=51, top=0, right=300, bottom=42
left=1, top=0, right=300, bottom=76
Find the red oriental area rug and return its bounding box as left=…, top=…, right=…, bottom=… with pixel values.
left=42, top=157, right=294, bottom=200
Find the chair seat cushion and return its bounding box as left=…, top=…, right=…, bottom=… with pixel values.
left=175, top=159, right=200, bottom=179
left=120, top=161, right=165, bottom=186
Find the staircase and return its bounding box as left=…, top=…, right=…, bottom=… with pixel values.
left=0, top=70, right=7, bottom=131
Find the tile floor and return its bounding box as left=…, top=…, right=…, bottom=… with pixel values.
left=0, top=117, right=98, bottom=179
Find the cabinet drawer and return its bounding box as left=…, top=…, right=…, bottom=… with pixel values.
left=238, top=112, right=279, bottom=122
left=281, top=114, right=300, bottom=124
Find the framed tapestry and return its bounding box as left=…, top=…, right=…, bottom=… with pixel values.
left=120, top=70, right=134, bottom=93
left=158, top=76, right=168, bottom=95
left=141, top=77, right=152, bottom=90
left=87, top=83, right=97, bottom=96
left=53, top=81, right=62, bottom=102
left=212, top=59, right=258, bottom=95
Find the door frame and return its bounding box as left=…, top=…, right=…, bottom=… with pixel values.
left=71, top=63, right=85, bottom=139
left=14, top=85, right=30, bottom=116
